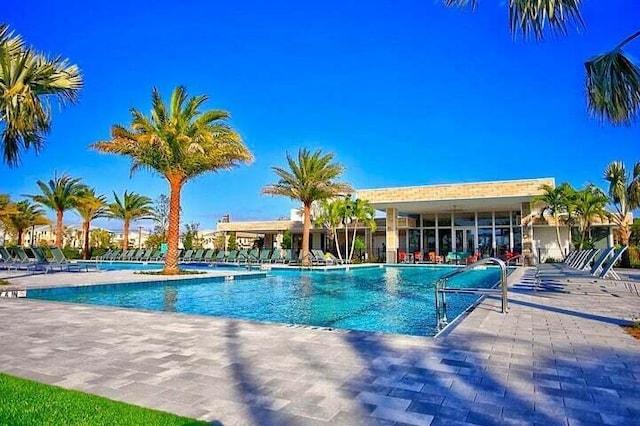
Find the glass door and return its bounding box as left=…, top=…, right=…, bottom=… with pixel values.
left=454, top=227, right=476, bottom=254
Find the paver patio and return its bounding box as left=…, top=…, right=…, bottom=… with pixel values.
left=0, top=267, right=639, bottom=425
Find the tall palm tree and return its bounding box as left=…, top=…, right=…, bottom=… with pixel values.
left=532, top=182, right=574, bottom=254
left=26, top=173, right=87, bottom=247
left=92, top=86, right=252, bottom=274
left=444, top=2, right=640, bottom=125
left=108, top=191, right=154, bottom=250
left=572, top=185, right=609, bottom=249
left=0, top=24, right=83, bottom=166
left=5, top=200, right=48, bottom=245
left=604, top=160, right=640, bottom=267
left=75, top=188, right=109, bottom=259
left=314, top=199, right=345, bottom=261
left=347, top=198, right=377, bottom=261
left=262, top=149, right=352, bottom=266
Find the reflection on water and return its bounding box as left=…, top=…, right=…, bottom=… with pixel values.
left=384, top=267, right=400, bottom=295
left=163, top=287, right=178, bottom=312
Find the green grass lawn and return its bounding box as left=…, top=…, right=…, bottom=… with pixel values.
left=0, top=373, right=208, bottom=426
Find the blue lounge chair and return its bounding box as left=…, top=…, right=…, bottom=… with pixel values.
left=599, top=246, right=628, bottom=280
left=589, top=247, right=614, bottom=276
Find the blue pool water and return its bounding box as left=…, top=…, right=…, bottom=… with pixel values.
left=28, top=266, right=501, bottom=336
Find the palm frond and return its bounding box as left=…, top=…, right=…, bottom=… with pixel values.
left=442, top=0, right=478, bottom=11
left=509, top=0, right=584, bottom=41
left=585, top=49, right=640, bottom=125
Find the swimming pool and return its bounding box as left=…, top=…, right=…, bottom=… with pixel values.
left=28, top=266, right=501, bottom=336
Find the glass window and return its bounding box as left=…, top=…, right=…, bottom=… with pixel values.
left=422, top=214, right=435, bottom=228
left=437, top=214, right=451, bottom=227
left=398, top=229, right=407, bottom=250
left=495, top=212, right=510, bottom=226
left=495, top=227, right=510, bottom=256
left=438, top=228, right=452, bottom=255
left=454, top=212, right=475, bottom=227
left=477, top=212, right=492, bottom=227
left=511, top=211, right=521, bottom=226
left=477, top=228, right=493, bottom=257
left=512, top=226, right=522, bottom=254
left=408, top=229, right=421, bottom=253
left=423, top=229, right=436, bottom=253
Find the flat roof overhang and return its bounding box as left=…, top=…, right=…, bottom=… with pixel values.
left=217, top=220, right=305, bottom=233
left=368, top=195, right=533, bottom=215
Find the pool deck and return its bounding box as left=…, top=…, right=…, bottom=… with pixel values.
left=0, top=267, right=639, bottom=425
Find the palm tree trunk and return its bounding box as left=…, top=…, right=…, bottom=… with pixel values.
left=333, top=229, right=343, bottom=261
left=302, top=203, right=311, bottom=266
left=344, top=224, right=349, bottom=263
left=554, top=219, right=563, bottom=257
left=620, top=224, right=632, bottom=268
left=56, top=210, right=63, bottom=247
left=123, top=220, right=130, bottom=250
left=164, top=176, right=183, bottom=274
left=17, top=229, right=23, bottom=245
left=349, top=219, right=359, bottom=261
left=82, top=220, right=90, bottom=260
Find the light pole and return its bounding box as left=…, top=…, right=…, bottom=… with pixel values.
left=138, top=225, right=143, bottom=249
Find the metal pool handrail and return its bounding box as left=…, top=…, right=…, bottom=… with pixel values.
left=434, top=257, right=509, bottom=331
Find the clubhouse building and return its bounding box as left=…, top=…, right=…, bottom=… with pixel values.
left=217, top=177, right=620, bottom=265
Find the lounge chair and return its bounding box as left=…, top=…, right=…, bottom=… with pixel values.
left=247, top=249, right=260, bottom=264
left=180, top=249, right=194, bottom=262
left=91, top=249, right=112, bottom=261
left=49, top=246, right=95, bottom=272
left=213, top=250, right=227, bottom=263
left=202, top=249, right=215, bottom=263
left=11, top=246, right=39, bottom=269
left=106, top=249, right=121, bottom=261
left=257, top=249, right=272, bottom=263
left=190, top=249, right=205, bottom=263
left=235, top=249, right=249, bottom=264
left=151, top=250, right=165, bottom=261
left=0, top=247, right=21, bottom=270
left=140, top=248, right=155, bottom=261
left=311, top=249, right=331, bottom=265
left=590, top=247, right=614, bottom=276
left=224, top=250, right=238, bottom=263
left=130, top=248, right=145, bottom=261
left=599, top=246, right=628, bottom=280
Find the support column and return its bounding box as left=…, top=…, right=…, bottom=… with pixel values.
left=385, top=208, right=398, bottom=264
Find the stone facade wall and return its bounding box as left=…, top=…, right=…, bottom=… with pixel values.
left=357, top=178, right=555, bottom=203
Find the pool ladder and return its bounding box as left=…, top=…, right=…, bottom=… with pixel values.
left=434, top=257, right=509, bottom=332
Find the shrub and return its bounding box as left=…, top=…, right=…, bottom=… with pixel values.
left=629, top=246, right=640, bottom=268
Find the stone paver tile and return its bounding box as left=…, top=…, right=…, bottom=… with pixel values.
left=370, top=406, right=434, bottom=425
left=356, top=391, right=411, bottom=411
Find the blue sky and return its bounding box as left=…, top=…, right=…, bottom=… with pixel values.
left=4, top=0, right=639, bottom=231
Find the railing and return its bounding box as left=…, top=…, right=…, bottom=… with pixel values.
left=434, top=257, right=509, bottom=332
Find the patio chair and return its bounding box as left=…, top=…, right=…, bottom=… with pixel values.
left=12, top=246, right=39, bottom=269
left=49, top=246, right=95, bottom=272
left=257, top=249, right=272, bottom=263
left=202, top=249, right=215, bottom=263
left=247, top=248, right=260, bottom=264
left=428, top=251, right=443, bottom=264
left=140, top=248, right=155, bottom=261
left=224, top=250, right=238, bottom=263
left=599, top=246, right=628, bottom=280
left=213, top=250, right=227, bottom=263
left=0, top=246, right=21, bottom=270
left=589, top=247, right=614, bottom=276
left=130, top=248, right=146, bottom=261
left=180, top=249, right=194, bottom=262
left=190, top=249, right=205, bottom=263
left=91, top=249, right=112, bottom=261
left=235, top=249, right=249, bottom=264
left=398, top=251, right=407, bottom=263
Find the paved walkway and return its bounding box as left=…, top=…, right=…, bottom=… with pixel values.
left=0, top=267, right=639, bottom=425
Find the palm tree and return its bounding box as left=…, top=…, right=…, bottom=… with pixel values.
left=347, top=198, right=377, bottom=261
left=314, top=199, right=345, bottom=262
left=604, top=160, right=640, bottom=267
left=572, top=185, right=609, bottom=249
left=75, top=188, right=109, bottom=259
left=0, top=24, right=82, bottom=166
left=5, top=200, right=48, bottom=245
left=532, top=183, right=574, bottom=255
left=262, top=149, right=353, bottom=266
left=26, top=173, right=87, bottom=247
left=92, top=86, right=252, bottom=274
left=108, top=191, right=154, bottom=250
left=444, top=2, right=640, bottom=125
